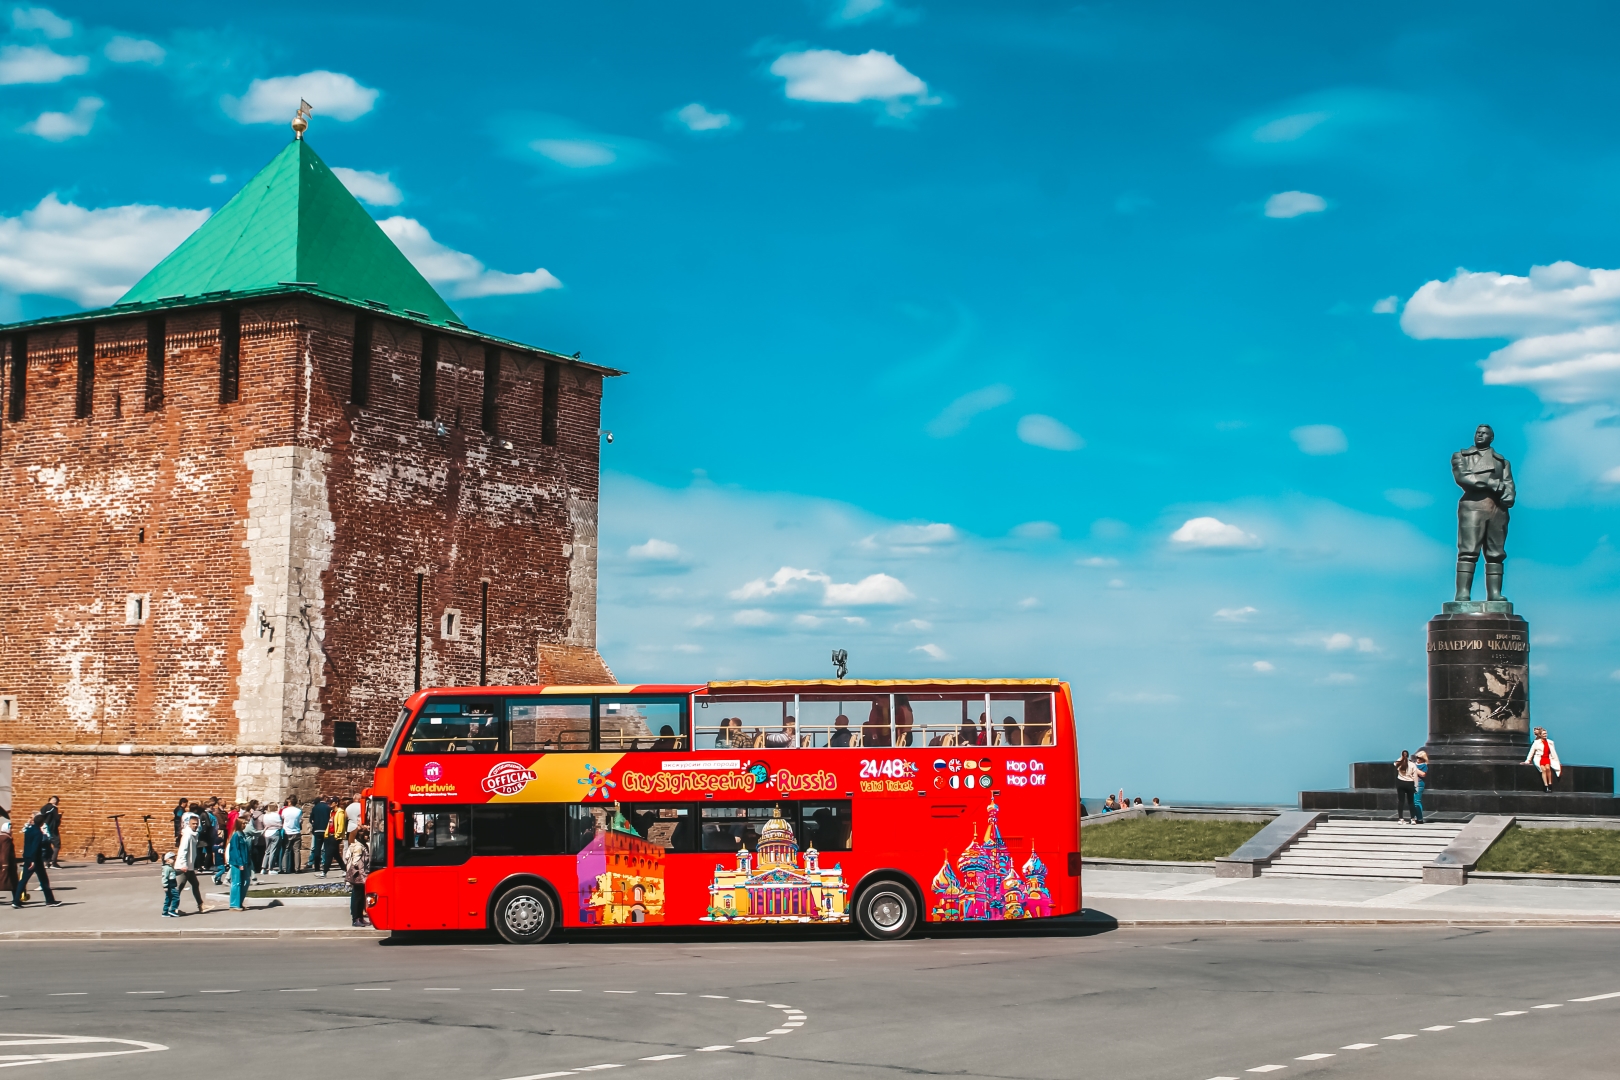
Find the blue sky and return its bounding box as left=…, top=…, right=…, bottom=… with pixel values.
left=8, top=2, right=1620, bottom=801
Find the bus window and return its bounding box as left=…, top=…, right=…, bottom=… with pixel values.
left=398, top=807, right=471, bottom=866
left=471, top=805, right=567, bottom=856
left=798, top=801, right=852, bottom=851
left=509, top=697, right=592, bottom=752
left=699, top=804, right=780, bottom=852
left=367, top=797, right=389, bottom=866
left=400, top=698, right=504, bottom=754
left=698, top=696, right=800, bottom=749
left=799, top=695, right=891, bottom=748
left=566, top=804, right=612, bottom=853
left=625, top=805, right=695, bottom=852
left=599, top=698, right=689, bottom=751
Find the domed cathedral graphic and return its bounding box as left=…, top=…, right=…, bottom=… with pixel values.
left=577, top=806, right=667, bottom=925
left=703, top=808, right=849, bottom=923
left=930, top=798, right=1052, bottom=922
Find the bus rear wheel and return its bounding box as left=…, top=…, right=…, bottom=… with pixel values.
left=854, top=879, right=917, bottom=941
left=493, top=885, right=557, bottom=945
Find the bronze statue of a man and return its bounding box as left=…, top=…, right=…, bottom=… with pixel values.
left=1452, top=424, right=1514, bottom=602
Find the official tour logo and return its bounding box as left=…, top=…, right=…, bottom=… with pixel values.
left=481, top=761, right=538, bottom=797
left=423, top=761, right=443, bottom=782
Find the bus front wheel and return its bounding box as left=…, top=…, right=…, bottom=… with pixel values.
left=493, top=885, right=558, bottom=945
left=854, top=879, right=917, bottom=941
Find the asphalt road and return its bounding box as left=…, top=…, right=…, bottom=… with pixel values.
left=1, top=926, right=1617, bottom=1080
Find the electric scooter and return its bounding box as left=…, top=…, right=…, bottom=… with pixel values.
left=138, top=814, right=159, bottom=862
left=96, top=814, right=137, bottom=865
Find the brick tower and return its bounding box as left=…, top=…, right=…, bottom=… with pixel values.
left=0, top=134, right=618, bottom=853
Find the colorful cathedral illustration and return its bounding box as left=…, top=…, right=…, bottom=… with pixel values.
left=703, top=808, right=849, bottom=923
left=930, top=798, right=1052, bottom=921
left=577, top=806, right=667, bottom=925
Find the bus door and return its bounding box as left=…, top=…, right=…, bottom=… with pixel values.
left=395, top=806, right=473, bottom=930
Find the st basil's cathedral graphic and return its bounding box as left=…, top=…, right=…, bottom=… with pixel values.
left=930, top=798, right=1053, bottom=921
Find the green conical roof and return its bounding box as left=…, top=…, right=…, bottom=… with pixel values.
left=118, top=138, right=460, bottom=324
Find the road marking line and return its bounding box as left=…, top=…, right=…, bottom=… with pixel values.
left=492, top=989, right=524, bottom=992
left=1459, top=1018, right=1490, bottom=1024
left=280, top=989, right=318, bottom=993
left=1340, top=1043, right=1376, bottom=1050
left=1496, top=1011, right=1525, bottom=1016
left=1571, top=992, right=1620, bottom=1002
left=1383, top=1034, right=1416, bottom=1041
left=737, top=999, right=763, bottom=1003
left=1295, top=1054, right=1334, bottom=1060
left=700, top=995, right=728, bottom=1000
left=354, top=988, right=391, bottom=992
left=1205, top=1076, right=1240, bottom=1079
left=640, top=1056, right=684, bottom=1061
left=785, top=1013, right=806, bottom=1019
left=1532, top=1004, right=1562, bottom=1009
left=47, top=994, right=86, bottom=997
left=574, top=1066, right=623, bottom=1072
left=1422, top=1025, right=1454, bottom=1031
left=766, top=1029, right=792, bottom=1035
left=654, top=993, right=685, bottom=997
left=767, top=1003, right=791, bottom=1008
left=549, top=989, right=581, bottom=993
left=694, top=1046, right=732, bottom=1052
left=781, top=1022, right=803, bottom=1028
left=502, top=1072, right=576, bottom=1079
left=602, top=990, right=635, bottom=994
left=424, top=988, right=460, bottom=992
left=126, top=992, right=164, bottom=995
left=1246, top=1067, right=1287, bottom=1074
left=198, top=990, right=239, bottom=994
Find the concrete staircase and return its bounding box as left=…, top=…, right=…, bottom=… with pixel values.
left=1265, top=818, right=1466, bottom=880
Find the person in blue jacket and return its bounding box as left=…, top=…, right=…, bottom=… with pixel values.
left=14, top=813, right=61, bottom=907
left=227, top=817, right=254, bottom=910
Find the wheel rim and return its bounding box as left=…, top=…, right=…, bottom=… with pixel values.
left=869, top=891, right=906, bottom=930
left=505, top=895, right=545, bottom=936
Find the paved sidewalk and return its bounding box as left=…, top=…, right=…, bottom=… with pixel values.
left=1084, top=867, right=1620, bottom=925
left=0, top=860, right=380, bottom=939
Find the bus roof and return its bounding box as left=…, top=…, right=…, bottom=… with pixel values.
left=706, top=678, right=1065, bottom=690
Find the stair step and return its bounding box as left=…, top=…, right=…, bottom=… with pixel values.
left=1258, top=819, right=1461, bottom=880
left=1267, top=868, right=1421, bottom=880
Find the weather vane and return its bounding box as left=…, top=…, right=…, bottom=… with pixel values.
left=291, top=99, right=312, bottom=140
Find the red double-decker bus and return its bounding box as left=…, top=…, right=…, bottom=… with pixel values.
left=360, top=678, right=1080, bottom=942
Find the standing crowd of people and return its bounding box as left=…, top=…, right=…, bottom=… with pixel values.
left=0, top=798, right=66, bottom=908
left=162, top=793, right=373, bottom=924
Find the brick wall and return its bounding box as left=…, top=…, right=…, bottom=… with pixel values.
left=0, top=294, right=609, bottom=856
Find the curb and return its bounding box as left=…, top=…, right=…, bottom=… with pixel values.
left=0, top=928, right=385, bottom=941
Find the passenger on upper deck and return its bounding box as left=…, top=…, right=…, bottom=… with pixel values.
left=652, top=725, right=680, bottom=751
left=894, top=696, right=915, bottom=747
left=1001, top=717, right=1022, bottom=746
left=863, top=701, right=891, bottom=748
left=763, top=716, right=798, bottom=748
left=829, top=714, right=853, bottom=747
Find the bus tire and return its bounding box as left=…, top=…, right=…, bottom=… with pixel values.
left=493, top=885, right=558, bottom=945
left=854, top=878, right=918, bottom=941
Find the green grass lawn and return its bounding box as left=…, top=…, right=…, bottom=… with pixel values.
left=1082, top=817, right=1266, bottom=862
left=1475, top=824, right=1620, bottom=876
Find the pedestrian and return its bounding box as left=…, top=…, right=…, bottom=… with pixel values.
left=16, top=813, right=60, bottom=906
left=39, top=796, right=62, bottom=867
left=346, top=793, right=364, bottom=837
left=307, top=795, right=331, bottom=871
left=1151, top=797, right=1161, bottom=807
left=280, top=798, right=303, bottom=874
left=160, top=852, right=180, bottom=917
left=174, top=813, right=205, bottom=913
left=197, top=800, right=219, bottom=878
left=1525, top=727, right=1561, bottom=792
left=1101, top=794, right=1118, bottom=812
left=172, top=796, right=189, bottom=844
left=343, top=828, right=371, bottom=928
left=0, top=816, right=17, bottom=906
left=1413, top=751, right=1430, bottom=824
left=261, top=802, right=283, bottom=875
left=1394, top=750, right=1418, bottom=823
left=227, top=817, right=253, bottom=910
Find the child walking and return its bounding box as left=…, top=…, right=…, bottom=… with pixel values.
left=161, top=852, right=179, bottom=917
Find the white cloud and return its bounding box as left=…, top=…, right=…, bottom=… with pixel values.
left=628, top=538, right=682, bottom=562
left=913, top=643, right=947, bottom=660
left=208, top=173, right=226, bottom=185
left=732, top=567, right=827, bottom=600
left=896, top=618, right=931, bottom=631
left=1603, top=466, right=1620, bottom=484
left=0, top=43, right=85, bottom=83
left=1017, top=596, right=1040, bottom=609
left=770, top=48, right=938, bottom=116
left=1291, top=424, right=1348, bottom=455
left=733, top=609, right=774, bottom=626
left=1011, top=521, right=1060, bottom=540
left=880, top=522, right=957, bottom=546
left=224, top=70, right=379, bottom=124
left=1017, top=414, right=1084, bottom=451
left=1215, top=606, right=1258, bottom=622
left=1372, top=295, right=1398, bottom=314
left=1078, top=556, right=1118, bottom=567
left=331, top=167, right=402, bottom=207
left=1107, top=578, right=1127, bottom=588
left=674, top=103, right=733, bottom=132
left=0, top=193, right=208, bottom=306
left=1323, top=632, right=1355, bottom=651
left=1401, top=262, right=1620, bottom=342
left=1169, top=517, right=1261, bottom=550
left=1252, top=660, right=1275, bottom=673
left=1264, top=190, right=1326, bottom=218
left=21, top=94, right=99, bottom=141
left=104, top=35, right=164, bottom=64
left=1384, top=488, right=1433, bottom=509
left=792, top=613, right=824, bottom=628
left=531, top=139, right=617, bottom=168
left=825, top=573, right=912, bottom=606
left=377, top=217, right=562, bottom=299
left=1252, top=111, right=1328, bottom=143
left=11, top=6, right=70, bottom=38
left=927, top=383, right=1013, bottom=436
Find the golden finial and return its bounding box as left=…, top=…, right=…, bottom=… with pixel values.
left=291, top=99, right=312, bottom=140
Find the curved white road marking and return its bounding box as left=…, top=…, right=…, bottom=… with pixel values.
left=0, top=1034, right=167, bottom=1068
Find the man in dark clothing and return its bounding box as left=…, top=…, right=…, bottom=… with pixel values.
left=15, top=814, right=60, bottom=906
left=38, top=797, right=62, bottom=867
left=307, top=797, right=332, bottom=871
